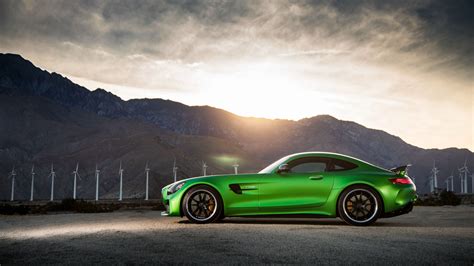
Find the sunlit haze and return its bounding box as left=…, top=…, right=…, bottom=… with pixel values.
left=1, top=0, right=472, bottom=150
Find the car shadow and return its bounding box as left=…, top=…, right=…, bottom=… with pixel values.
left=178, top=218, right=412, bottom=227
left=220, top=219, right=347, bottom=226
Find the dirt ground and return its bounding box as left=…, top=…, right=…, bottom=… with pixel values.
left=0, top=206, right=473, bottom=264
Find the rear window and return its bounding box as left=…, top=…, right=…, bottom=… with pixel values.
left=330, top=158, right=358, bottom=171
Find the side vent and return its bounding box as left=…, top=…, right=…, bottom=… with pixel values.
left=229, top=184, right=242, bottom=194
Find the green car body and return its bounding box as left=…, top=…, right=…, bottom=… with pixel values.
left=161, top=152, right=417, bottom=225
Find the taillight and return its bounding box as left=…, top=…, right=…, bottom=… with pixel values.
left=389, top=177, right=413, bottom=185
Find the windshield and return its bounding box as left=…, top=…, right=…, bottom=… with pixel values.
left=258, top=155, right=290, bottom=174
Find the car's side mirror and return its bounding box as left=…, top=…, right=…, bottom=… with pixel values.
left=277, top=164, right=290, bottom=174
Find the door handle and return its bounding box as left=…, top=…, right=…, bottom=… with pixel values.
left=309, top=175, right=324, bottom=180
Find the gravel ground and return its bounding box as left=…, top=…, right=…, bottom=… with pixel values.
left=0, top=206, right=473, bottom=265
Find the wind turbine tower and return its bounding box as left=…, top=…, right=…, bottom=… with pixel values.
left=145, top=162, right=150, bottom=201
left=95, top=164, right=100, bottom=201
left=119, top=161, right=124, bottom=201
left=30, top=165, right=35, bottom=201
left=459, top=161, right=469, bottom=194
left=446, top=172, right=454, bottom=192
left=72, top=163, right=79, bottom=200
left=233, top=162, right=239, bottom=175
left=472, top=173, right=474, bottom=194
left=173, top=159, right=178, bottom=183
left=50, top=164, right=55, bottom=201
left=202, top=161, right=208, bottom=176
left=10, top=167, right=16, bottom=202
left=451, top=174, right=455, bottom=192
left=429, top=162, right=439, bottom=193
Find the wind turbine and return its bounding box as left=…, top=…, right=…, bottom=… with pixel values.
left=72, top=163, right=79, bottom=199
left=202, top=161, right=208, bottom=176
left=173, top=158, right=178, bottom=183
left=30, top=165, right=35, bottom=201
left=49, top=164, right=55, bottom=201
left=145, top=162, right=150, bottom=201
left=458, top=160, right=469, bottom=194
left=233, top=162, right=239, bottom=174
left=10, top=167, right=16, bottom=201
left=119, top=161, right=124, bottom=201
left=95, top=164, right=100, bottom=201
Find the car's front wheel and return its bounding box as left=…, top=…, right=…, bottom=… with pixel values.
left=182, top=185, right=223, bottom=224
left=338, top=185, right=382, bottom=226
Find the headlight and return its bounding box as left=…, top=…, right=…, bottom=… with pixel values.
left=167, top=181, right=186, bottom=195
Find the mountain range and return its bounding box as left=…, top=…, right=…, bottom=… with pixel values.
left=0, top=53, right=472, bottom=200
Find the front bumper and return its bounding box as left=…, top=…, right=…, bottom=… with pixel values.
left=161, top=185, right=182, bottom=216
left=161, top=198, right=170, bottom=216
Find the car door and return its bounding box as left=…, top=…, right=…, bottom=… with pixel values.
left=258, top=156, right=335, bottom=213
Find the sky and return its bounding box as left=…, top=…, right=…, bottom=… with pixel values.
left=0, top=0, right=473, bottom=150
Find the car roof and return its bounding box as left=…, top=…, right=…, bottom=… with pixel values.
left=285, top=152, right=389, bottom=171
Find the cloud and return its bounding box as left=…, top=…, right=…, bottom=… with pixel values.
left=279, top=49, right=350, bottom=57
left=1, top=0, right=471, bottom=75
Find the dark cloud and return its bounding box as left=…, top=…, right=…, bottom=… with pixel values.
left=0, top=0, right=470, bottom=61
left=415, top=0, right=474, bottom=71
left=0, top=0, right=471, bottom=81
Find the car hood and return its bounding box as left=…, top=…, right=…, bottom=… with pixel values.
left=165, top=173, right=261, bottom=187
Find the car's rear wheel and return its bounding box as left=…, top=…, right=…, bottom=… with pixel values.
left=338, top=185, right=382, bottom=226
left=183, top=185, right=223, bottom=224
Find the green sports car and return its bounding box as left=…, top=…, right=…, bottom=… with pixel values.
left=161, top=152, right=417, bottom=226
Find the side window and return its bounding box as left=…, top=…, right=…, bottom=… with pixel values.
left=330, top=158, right=358, bottom=171
left=288, top=157, right=330, bottom=173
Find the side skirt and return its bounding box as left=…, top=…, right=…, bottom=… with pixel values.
left=230, top=214, right=333, bottom=219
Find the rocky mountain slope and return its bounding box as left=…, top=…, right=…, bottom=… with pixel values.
left=0, top=53, right=472, bottom=199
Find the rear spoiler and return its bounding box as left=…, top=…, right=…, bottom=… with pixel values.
left=389, top=164, right=411, bottom=176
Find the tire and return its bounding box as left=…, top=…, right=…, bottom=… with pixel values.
left=182, top=185, right=223, bottom=224
left=337, top=185, right=382, bottom=226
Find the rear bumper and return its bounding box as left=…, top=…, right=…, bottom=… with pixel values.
left=382, top=183, right=417, bottom=214
left=382, top=202, right=413, bottom=218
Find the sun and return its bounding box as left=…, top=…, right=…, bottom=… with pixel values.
left=202, top=60, right=333, bottom=120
